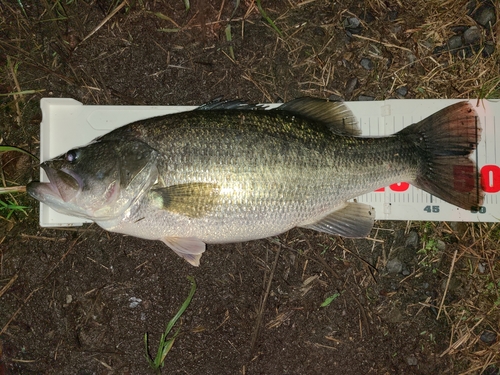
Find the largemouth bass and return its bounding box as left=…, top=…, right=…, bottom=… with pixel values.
left=27, top=98, right=483, bottom=266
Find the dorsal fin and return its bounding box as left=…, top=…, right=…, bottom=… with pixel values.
left=197, top=97, right=265, bottom=111
left=275, top=97, right=360, bottom=136
left=197, top=96, right=360, bottom=136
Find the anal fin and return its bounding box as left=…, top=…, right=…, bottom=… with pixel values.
left=161, top=237, right=206, bottom=267
left=300, top=202, right=375, bottom=238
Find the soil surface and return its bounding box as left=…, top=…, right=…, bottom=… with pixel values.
left=0, top=1, right=498, bottom=374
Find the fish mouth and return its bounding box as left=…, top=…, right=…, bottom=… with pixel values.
left=27, top=163, right=82, bottom=203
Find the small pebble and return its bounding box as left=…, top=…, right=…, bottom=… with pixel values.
left=345, top=77, right=358, bottom=94
left=129, top=297, right=142, bottom=308
left=343, top=17, right=363, bottom=35
left=358, top=95, right=375, bottom=101
left=405, top=231, right=419, bottom=249
left=402, top=269, right=410, bottom=276
left=480, top=330, right=497, bottom=345
left=436, top=240, right=446, bottom=251
left=464, top=26, right=482, bottom=45
left=395, top=86, right=408, bottom=97
left=483, top=42, right=495, bottom=57
left=66, top=294, right=73, bottom=304
left=473, top=4, right=496, bottom=28
left=360, top=57, right=374, bottom=70
left=478, top=262, right=486, bottom=273
left=406, top=355, right=418, bottom=366
left=386, top=258, right=403, bottom=274
left=407, top=53, right=417, bottom=66
left=447, top=35, right=463, bottom=50
left=344, top=17, right=361, bottom=29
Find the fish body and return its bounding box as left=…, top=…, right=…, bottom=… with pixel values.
left=27, top=98, right=483, bottom=266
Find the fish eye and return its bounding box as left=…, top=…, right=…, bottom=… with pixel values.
left=65, top=149, right=79, bottom=163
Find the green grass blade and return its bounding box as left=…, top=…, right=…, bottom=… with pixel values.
left=256, top=0, right=283, bottom=37
left=0, top=146, right=38, bottom=160
left=144, top=276, right=197, bottom=371
left=163, top=276, right=196, bottom=337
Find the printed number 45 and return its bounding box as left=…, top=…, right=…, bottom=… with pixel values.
left=424, top=205, right=487, bottom=214
left=424, top=205, right=440, bottom=213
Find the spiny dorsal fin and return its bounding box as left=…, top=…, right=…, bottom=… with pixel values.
left=197, top=97, right=265, bottom=111
left=149, top=183, right=220, bottom=218
left=276, top=97, right=360, bottom=136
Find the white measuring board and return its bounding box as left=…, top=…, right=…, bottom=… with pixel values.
left=37, top=98, right=500, bottom=227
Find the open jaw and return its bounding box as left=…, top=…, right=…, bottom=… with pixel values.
left=27, top=164, right=82, bottom=203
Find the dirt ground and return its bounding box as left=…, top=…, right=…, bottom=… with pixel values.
left=0, top=1, right=499, bottom=374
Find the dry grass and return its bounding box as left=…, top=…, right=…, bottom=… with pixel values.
left=437, top=223, right=500, bottom=374
left=234, top=0, right=500, bottom=101
left=414, top=220, right=500, bottom=373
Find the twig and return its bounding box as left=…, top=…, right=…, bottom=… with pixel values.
left=6, top=56, right=22, bottom=126
left=351, top=34, right=412, bottom=52
left=1, top=287, right=41, bottom=335
left=78, top=0, right=128, bottom=47
left=250, top=243, right=281, bottom=353
left=0, top=273, right=18, bottom=298
left=437, top=249, right=458, bottom=320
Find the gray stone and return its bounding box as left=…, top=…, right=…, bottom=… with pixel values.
left=396, top=86, right=408, bottom=97
left=480, top=330, right=497, bottom=345
left=478, top=262, right=486, bottom=273
left=345, top=77, right=358, bottom=94
left=344, top=17, right=361, bottom=29
left=407, top=53, right=417, bottom=65
left=360, top=57, right=374, bottom=70
left=436, top=240, right=446, bottom=251
left=474, top=4, right=496, bottom=28
left=447, top=35, right=463, bottom=50
left=464, top=26, right=482, bottom=45
left=406, top=355, right=418, bottom=366
left=386, top=257, right=403, bottom=274
left=405, top=231, right=419, bottom=249
left=483, top=42, right=495, bottom=56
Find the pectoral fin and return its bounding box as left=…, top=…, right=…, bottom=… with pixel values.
left=149, top=183, right=220, bottom=218
left=300, top=202, right=375, bottom=238
left=162, top=237, right=206, bottom=267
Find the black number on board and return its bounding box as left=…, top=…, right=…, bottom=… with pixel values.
left=470, top=206, right=486, bottom=214
left=424, top=205, right=440, bottom=213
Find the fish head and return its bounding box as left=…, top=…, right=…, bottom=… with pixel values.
left=27, top=140, right=158, bottom=221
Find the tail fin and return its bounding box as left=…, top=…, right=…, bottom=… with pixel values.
left=397, top=102, right=484, bottom=211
